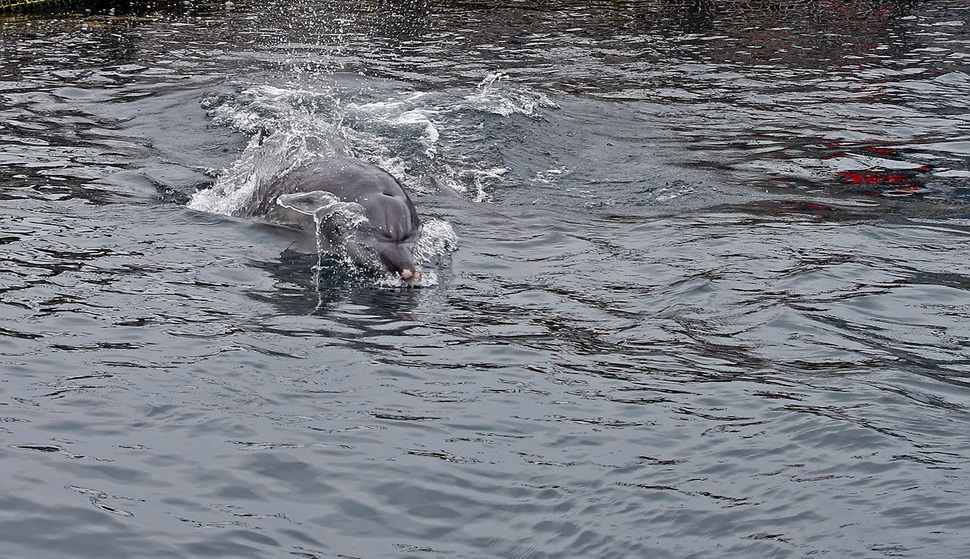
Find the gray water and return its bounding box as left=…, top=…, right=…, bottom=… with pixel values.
left=2, top=1, right=970, bottom=557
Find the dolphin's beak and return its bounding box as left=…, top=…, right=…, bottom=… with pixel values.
left=400, top=267, right=422, bottom=282
left=376, top=242, right=420, bottom=282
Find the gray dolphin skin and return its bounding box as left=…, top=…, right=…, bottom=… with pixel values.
left=240, top=157, right=422, bottom=281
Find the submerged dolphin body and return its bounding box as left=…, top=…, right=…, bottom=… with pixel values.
left=240, top=158, right=422, bottom=281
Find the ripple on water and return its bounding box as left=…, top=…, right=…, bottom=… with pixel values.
left=2, top=2, right=970, bottom=558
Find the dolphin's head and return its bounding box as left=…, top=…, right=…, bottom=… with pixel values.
left=336, top=229, right=421, bottom=282
left=274, top=160, right=424, bottom=282
left=340, top=191, right=422, bottom=282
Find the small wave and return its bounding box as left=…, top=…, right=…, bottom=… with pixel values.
left=459, top=167, right=510, bottom=203
left=187, top=129, right=324, bottom=216
left=201, top=85, right=340, bottom=137
left=531, top=166, right=572, bottom=185
left=189, top=86, right=354, bottom=216
left=395, top=110, right=440, bottom=158
left=192, top=75, right=554, bottom=216
left=464, top=72, right=559, bottom=117
left=415, top=218, right=458, bottom=263
left=344, top=93, right=442, bottom=163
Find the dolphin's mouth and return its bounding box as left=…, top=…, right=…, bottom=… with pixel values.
left=338, top=234, right=421, bottom=282
left=374, top=241, right=421, bottom=282
left=400, top=267, right=422, bottom=282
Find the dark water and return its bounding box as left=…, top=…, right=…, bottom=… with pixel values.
left=2, top=1, right=970, bottom=557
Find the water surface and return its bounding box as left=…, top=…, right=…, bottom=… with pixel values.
left=2, top=1, right=970, bottom=557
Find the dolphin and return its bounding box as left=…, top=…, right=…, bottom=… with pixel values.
left=239, top=157, right=422, bottom=281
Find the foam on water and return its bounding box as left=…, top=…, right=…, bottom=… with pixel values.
left=465, top=72, right=560, bottom=117
left=414, top=218, right=458, bottom=262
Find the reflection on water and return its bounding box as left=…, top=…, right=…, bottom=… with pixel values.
left=246, top=252, right=430, bottom=320
left=2, top=1, right=970, bottom=558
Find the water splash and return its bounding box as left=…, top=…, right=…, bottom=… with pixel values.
left=189, top=86, right=352, bottom=216
left=345, top=92, right=441, bottom=159
left=274, top=189, right=374, bottom=298
left=414, top=218, right=458, bottom=263
left=187, top=130, right=307, bottom=216
left=466, top=72, right=559, bottom=117
left=187, top=80, right=485, bottom=286
left=276, top=190, right=368, bottom=254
